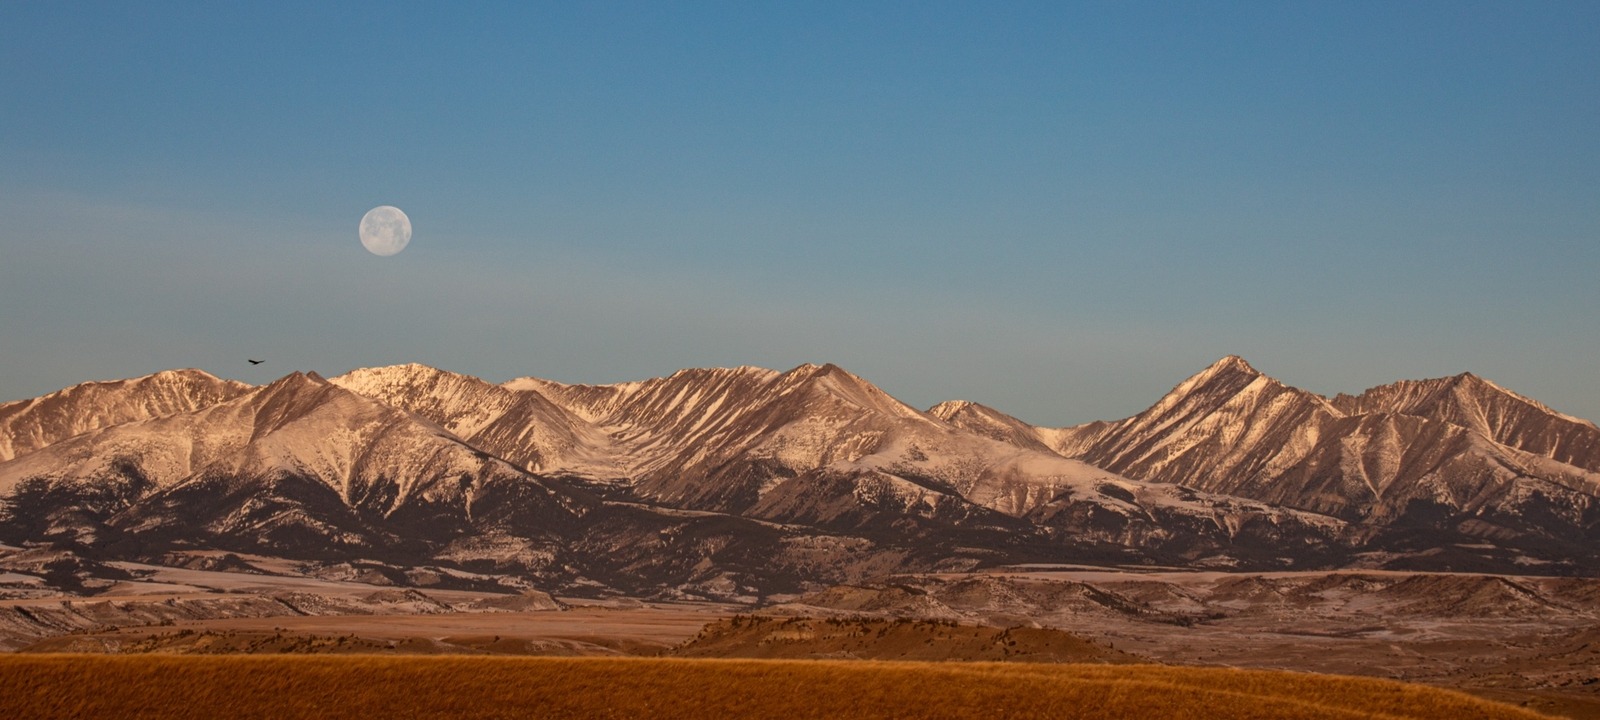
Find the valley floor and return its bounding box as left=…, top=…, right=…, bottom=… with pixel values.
left=2, top=558, right=1596, bottom=718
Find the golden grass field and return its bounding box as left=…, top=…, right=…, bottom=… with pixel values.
left=0, top=655, right=1552, bottom=720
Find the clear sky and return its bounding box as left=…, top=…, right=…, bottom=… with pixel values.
left=3, top=1, right=1597, bottom=426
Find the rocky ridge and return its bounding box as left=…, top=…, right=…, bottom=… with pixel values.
left=1, top=356, right=1596, bottom=600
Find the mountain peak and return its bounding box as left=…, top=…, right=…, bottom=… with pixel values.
left=926, top=399, right=1019, bottom=424
left=786, top=362, right=846, bottom=378
left=782, top=361, right=876, bottom=391
left=265, top=370, right=328, bottom=388
left=0, top=368, right=253, bottom=463
left=17, top=368, right=240, bottom=402
left=1207, top=355, right=1258, bottom=375
left=1156, top=355, right=1272, bottom=409
left=1336, top=372, right=1526, bottom=417
left=253, top=371, right=338, bottom=410
left=927, top=399, right=1057, bottom=452
left=928, top=400, right=980, bottom=418
left=147, top=368, right=226, bottom=383
left=339, top=362, right=461, bottom=382
left=1334, top=370, right=1600, bottom=450
left=1440, top=371, right=1489, bottom=391
left=1068, top=354, right=1345, bottom=492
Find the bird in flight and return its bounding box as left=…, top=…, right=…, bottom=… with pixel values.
left=248, top=359, right=264, bottom=365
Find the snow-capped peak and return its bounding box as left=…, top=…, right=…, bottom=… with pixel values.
left=0, top=368, right=251, bottom=463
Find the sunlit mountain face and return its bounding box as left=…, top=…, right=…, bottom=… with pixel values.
left=2, top=357, right=1597, bottom=601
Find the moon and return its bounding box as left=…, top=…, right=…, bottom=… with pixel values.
left=359, top=206, right=411, bottom=256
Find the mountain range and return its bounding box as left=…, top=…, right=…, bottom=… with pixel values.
left=2, top=356, right=1596, bottom=599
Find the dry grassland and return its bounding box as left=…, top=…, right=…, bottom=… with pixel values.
left=0, top=655, right=1552, bottom=720
left=673, top=616, right=1139, bottom=663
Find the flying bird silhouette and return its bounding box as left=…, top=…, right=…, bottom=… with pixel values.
left=248, top=359, right=264, bottom=365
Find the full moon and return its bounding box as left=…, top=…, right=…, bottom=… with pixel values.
left=359, top=205, right=412, bottom=256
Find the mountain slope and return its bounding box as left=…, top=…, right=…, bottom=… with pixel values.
left=1050, top=356, right=1344, bottom=498
left=517, top=363, right=1130, bottom=520
left=0, top=372, right=591, bottom=562
left=1, top=358, right=1596, bottom=583
left=1332, top=373, right=1600, bottom=473
left=330, top=364, right=617, bottom=476
left=928, top=400, right=1057, bottom=454
left=0, top=370, right=249, bottom=463
left=363, top=363, right=1350, bottom=562
left=1028, top=357, right=1600, bottom=565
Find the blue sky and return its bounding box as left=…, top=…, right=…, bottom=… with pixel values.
left=3, top=1, right=1597, bottom=425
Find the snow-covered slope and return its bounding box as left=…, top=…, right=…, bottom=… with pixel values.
left=503, top=363, right=1353, bottom=558
left=1272, top=410, right=1600, bottom=525
left=346, top=362, right=1345, bottom=556
left=331, top=364, right=618, bottom=476
left=0, top=370, right=248, bottom=463
left=1026, top=357, right=1600, bottom=558
left=1332, top=373, right=1600, bottom=473
left=929, top=400, right=1057, bottom=454
left=0, top=372, right=590, bottom=556
left=1052, top=356, right=1343, bottom=496
left=2, top=358, right=1596, bottom=581
left=514, top=363, right=1131, bottom=520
